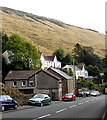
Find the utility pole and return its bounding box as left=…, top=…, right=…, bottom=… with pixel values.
left=72, top=56, right=76, bottom=94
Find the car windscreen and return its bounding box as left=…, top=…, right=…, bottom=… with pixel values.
left=34, top=94, right=44, bottom=98
left=0, top=95, right=12, bottom=101
left=91, top=91, right=97, bottom=93
left=65, top=93, right=73, bottom=96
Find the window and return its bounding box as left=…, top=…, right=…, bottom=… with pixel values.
left=22, top=81, right=26, bottom=87
left=13, top=81, right=17, bottom=86
left=29, top=81, right=33, bottom=86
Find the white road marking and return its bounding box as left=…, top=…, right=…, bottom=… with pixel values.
left=102, top=107, right=107, bottom=120
left=37, top=114, right=51, bottom=119
left=56, top=108, right=67, bottom=113
left=79, top=103, right=82, bottom=105
left=86, top=100, right=89, bottom=103
left=91, top=99, right=94, bottom=101
left=70, top=105, right=77, bottom=108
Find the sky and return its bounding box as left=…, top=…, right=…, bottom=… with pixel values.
left=0, top=0, right=106, bottom=34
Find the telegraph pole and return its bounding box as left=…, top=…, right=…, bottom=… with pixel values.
left=73, top=56, right=76, bottom=94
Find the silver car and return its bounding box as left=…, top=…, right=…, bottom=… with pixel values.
left=90, top=91, right=100, bottom=96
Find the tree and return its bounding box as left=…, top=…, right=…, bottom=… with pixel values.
left=73, top=43, right=101, bottom=67
left=2, top=57, right=11, bottom=83
left=1, top=32, right=9, bottom=53
left=73, top=43, right=84, bottom=64
left=83, top=51, right=100, bottom=66
left=102, top=55, right=107, bottom=68
left=62, top=53, right=72, bottom=65
left=86, top=65, right=100, bottom=77
left=104, top=68, right=107, bottom=82
left=53, top=48, right=64, bottom=62
left=4, top=34, right=41, bottom=70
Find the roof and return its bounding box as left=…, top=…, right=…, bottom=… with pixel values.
left=63, top=65, right=80, bottom=71
left=48, top=67, right=72, bottom=80
left=37, top=70, right=61, bottom=80
left=44, top=56, right=55, bottom=61
left=5, top=70, right=38, bottom=80
left=76, top=65, right=83, bottom=70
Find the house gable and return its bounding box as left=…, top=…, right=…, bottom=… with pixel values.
left=36, top=70, right=61, bottom=89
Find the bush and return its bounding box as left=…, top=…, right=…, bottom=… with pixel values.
left=81, top=81, right=95, bottom=90
left=2, top=86, right=33, bottom=106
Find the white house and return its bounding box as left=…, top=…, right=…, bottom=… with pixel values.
left=40, top=53, right=61, bottom=70
left=63, top=64, right=88, bottom=80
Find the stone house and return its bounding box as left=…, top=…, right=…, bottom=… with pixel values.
left=47, top=67, right=74, bottom=95
left=4, top=68, right=73, bottom=100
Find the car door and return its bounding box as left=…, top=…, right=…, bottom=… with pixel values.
left=72, top=94, right=76, bottom=100
left=6, top=96, right=15, bottom=108
left=43, top=96, right=50, bottom=104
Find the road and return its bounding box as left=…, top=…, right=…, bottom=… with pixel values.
left=1, top=95, right=107, bottom=120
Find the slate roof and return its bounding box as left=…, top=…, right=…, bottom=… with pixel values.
left=5, top=70, right=61, bottom=81
left=48, top=67, right=72, bottom=80
left=44, top=56, right=55, bottom=61
left=76, top=64, right=84, bottom=70
left=63, top=65, right=80, bottom=71
left=5, top=70, right=38, bottom=80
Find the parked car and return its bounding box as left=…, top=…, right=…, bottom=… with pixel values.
left=28, top=94, right=51, bottom=107
left=76, top=91, right=86, bottom=97
left=83, top=91, right=90, bottom=97
left=62, top=93, right=76, bottom=101
left=90, top=91, right=100, bottom=96
left=0, top=95, right=18, bottom=111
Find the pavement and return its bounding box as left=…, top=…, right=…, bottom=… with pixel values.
left=17, top=101, right=61, bottom=110
left=3, top=101, right=62, bottom=113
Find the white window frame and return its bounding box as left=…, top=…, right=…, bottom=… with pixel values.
left=13, top=81, right=17, bottom=87
left=29, top=81, right=33, bottom=87
left=22, top=81, right=26, bottom=87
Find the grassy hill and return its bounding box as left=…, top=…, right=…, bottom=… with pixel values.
left=1, top=7, right=105, bottom=57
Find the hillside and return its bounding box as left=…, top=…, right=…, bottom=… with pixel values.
left=1, top=7, right=105, bottom=57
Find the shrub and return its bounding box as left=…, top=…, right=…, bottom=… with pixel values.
left=2, top=86, right=33, bottom=106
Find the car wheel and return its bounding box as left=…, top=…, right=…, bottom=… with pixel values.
left=40, top=102, right=43, bottom=107
left=1, top=106, right=5, bottom=111
left=14, top=104, right=18, bottom=109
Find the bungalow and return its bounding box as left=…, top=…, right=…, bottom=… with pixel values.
left=4, top=68, right=73, bottom=100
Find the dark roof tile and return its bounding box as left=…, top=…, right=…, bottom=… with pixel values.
left=44, top=56, right=55, bottom=61
left=5, top=70, right=38, bottom=80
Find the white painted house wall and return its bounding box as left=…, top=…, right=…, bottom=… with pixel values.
left=63, top=64, right=88, bottom=80
left=40, top=53, right=61, bottom=70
